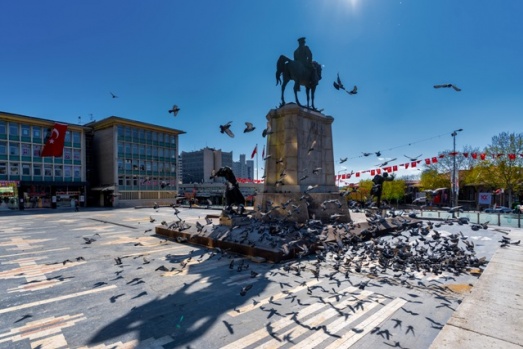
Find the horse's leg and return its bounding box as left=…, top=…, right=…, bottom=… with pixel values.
left=281, top=80, right=289, bottom=107
left=311, top=86, right=316, bottom=110
left=306, top=87, right=310, bottom=109
left=294, top=82, right=302, bottom=106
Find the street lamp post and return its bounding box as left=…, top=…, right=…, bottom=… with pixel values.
left=337, top=167, right=347, bottom=188
left=451, top=129, right=463, bottom=208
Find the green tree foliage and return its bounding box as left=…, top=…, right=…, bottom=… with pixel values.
left=419, top=168, right=449, bottom=190
left=382, top=178, right=406, bottom=205
left=481, top=132, right=523, bottom=206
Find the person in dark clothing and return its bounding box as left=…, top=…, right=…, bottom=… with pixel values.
left=370, top=172, right=394, bottom=208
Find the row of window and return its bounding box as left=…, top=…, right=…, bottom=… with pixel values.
left=0, top=162, right=81, bottom=178
left=118, top=175, right=176, bottom=187
left=0, top=121, right=81, bottom=143
left=0, top=141, right=81, bottom=160
left=117, top=125, right=177, bottom=144
left=118, top=159, right=176, bottom=173
left=117, top=142, right=176, bottom=158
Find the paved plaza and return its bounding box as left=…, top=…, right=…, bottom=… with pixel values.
left=0, top=207, right=521, bottom=348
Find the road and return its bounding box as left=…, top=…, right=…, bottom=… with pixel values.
left=0, top=206, right=511, bottom=348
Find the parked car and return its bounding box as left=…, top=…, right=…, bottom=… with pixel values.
left=483, top=206, right=514, bottom=214
left=412, top=197, right=426, bottom=205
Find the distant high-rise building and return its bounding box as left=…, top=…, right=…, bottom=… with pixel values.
left=181, top=147, right=233, bottom=183
left=232, top=154, right=254, bottom=180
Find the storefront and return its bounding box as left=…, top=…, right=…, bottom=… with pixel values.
left=0, top=180, right=19, bottom=210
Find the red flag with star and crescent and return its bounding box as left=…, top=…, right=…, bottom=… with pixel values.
left=40, top=123, right=68, bottom=157
left=251, top=144, right=257, bottom=159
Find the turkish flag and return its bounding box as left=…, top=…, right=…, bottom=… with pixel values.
left=40, top=123, right=68, bottom=157
left=251, top=145, right=257, bottom=159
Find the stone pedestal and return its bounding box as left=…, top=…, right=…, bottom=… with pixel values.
left=255, top=104, right=350, bottom=223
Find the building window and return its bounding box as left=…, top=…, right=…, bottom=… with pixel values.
left=54, top=165, right=62, bottom=177
left=118, top=142, right=124, bottom=154
left=146, top=146, right=151, bottom=156
left=64, top=148, right=72, bottom=160
left=33, top=164, right=42, bottom=176
left=0, top=141, right=6, bottom=155
left=132, top=128, right=138, bottom=140
left=152, top=132, right=157, bottom=142
left=0, top=121, right=6, bottom=135
left=125, top=126, right=131, bottom=138
left=72, top=131, right=81, bottom=144
left=22, top=163, right=31, bottom=176
left=158, top=133, right=164, bottom=143
left=33, top=126, right=41, bottom=139
left=146, top=162, right=151, bottom=171
left=125, top=143, right=131, bottom=154
left=64, top=131, right=71, bottom=142
left=44, top=165, right=52, bottom=176
left=9, top=143, right=19, bottom=156
left=125, top=159, right=132, bottom=170
left=21, top=125, right=30, bottom=137
left=132, top=144, right=138, bottom=156
left=73, top=166, right=81, bottom=178
left=73, top=149, right=80, bottom=161
left=64, top=166, right=72, bottom=178
left=21, top=143, right=31, bottom=156
left=0, top=162, right=6, bottom=175
left=139, top=129, right=144, bottom=141
left=10, top=163, right=19, bottom=175
left=117, top=159, right=123, bottom=170
left=139, top=145, right=145, bottom=156
left=9, top=123, right=19, bottom=136
left=33, top=144, right=42, bottom=157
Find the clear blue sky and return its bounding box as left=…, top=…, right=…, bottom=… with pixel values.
left=1, top=1, right=522, bottom=182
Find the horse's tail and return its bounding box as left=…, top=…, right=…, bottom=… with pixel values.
left=276, top=55, right=290, bottom=85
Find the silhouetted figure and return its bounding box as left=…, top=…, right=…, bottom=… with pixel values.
left=210, top=167, right=245, bottom=214
left=370, top=172, right=394, bottom=208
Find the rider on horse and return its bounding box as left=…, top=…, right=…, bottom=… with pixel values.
left=294, top=37, right=318, bottom=87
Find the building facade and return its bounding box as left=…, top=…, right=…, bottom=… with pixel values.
left=0, top=111, right=89, bottom=209
left=232, top=154, right=254, bottom=180
left=180, top=147, right=233, bottom=184
left=88, top=116, right=185, bottom=207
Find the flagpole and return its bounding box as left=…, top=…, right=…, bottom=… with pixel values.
left=256, top=143, right=258, bottom=181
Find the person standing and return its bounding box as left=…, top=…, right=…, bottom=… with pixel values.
left=75, top=198, right=80, bottom=212
left=369, top=172, right=395, bottom=208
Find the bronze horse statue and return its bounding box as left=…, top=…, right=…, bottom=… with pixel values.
left=276, top=55, right=322, bottom=110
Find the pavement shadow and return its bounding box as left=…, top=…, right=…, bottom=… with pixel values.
left=87, top=249, right=271, bottom=347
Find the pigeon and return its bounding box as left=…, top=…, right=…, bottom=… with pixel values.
left=434, top=84, right=461, bottom=92
left=240, top=284, right=253, bottom=296
left=376, top=158, right=397, bottom=167
left=308, top=140, right=316, bottom=155
left=348, top=85, right=358, bottom=95
left=149, top=216, right=156, bottom=223
left=339, top=157, right=348, bottom=164
left=244, top=122, right=256, bottom=133
left=110, top=92, right=118, bottom=98
left=362, top=152, right=372, bottom=157
left=333, top=73, right=345, bottom=91
left=262, top=122, right=273, bottom=137
left=404, top=154, right=422, bottom=161
left=219, top=121, right=234, bottom=138
left=168, top=105, right=180, bottom=116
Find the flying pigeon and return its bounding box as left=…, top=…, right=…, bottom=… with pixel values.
left=333, top=73, right=345, bottom=91
left=219, top=121, right=234, bottom=138
left=348, top=85, right=358, bottom=95
left=362, top=152, right=372, bottom=157
left=262, top=122, right=273, bottom=137
left=434, top=84, right=461, bottom=92
left=376, top=158, right=397, bottom=167
left=339, top=157, right=348, bottom=164
left=404, top=154, right=422, bottom=161
left=168, top=105, right=181, bottom=116
left=244, top=122, right=255, bottom=133
left=110, top=92, right=118, bottom=98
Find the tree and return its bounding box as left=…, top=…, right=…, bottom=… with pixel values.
left=481, top=132, right=523, bottom=207
left=382, top=178, right=406, bottom=206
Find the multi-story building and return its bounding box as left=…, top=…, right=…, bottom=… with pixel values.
left=87, top=116, right=185, bottom=207
left=0, top=111, right=89, bottom=209
left=180, top=147, right=233, bottom=184
left=232, top=154, right=254, bottom=180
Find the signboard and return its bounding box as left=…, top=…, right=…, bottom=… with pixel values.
left=478, top=192, right=491, bottom=205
